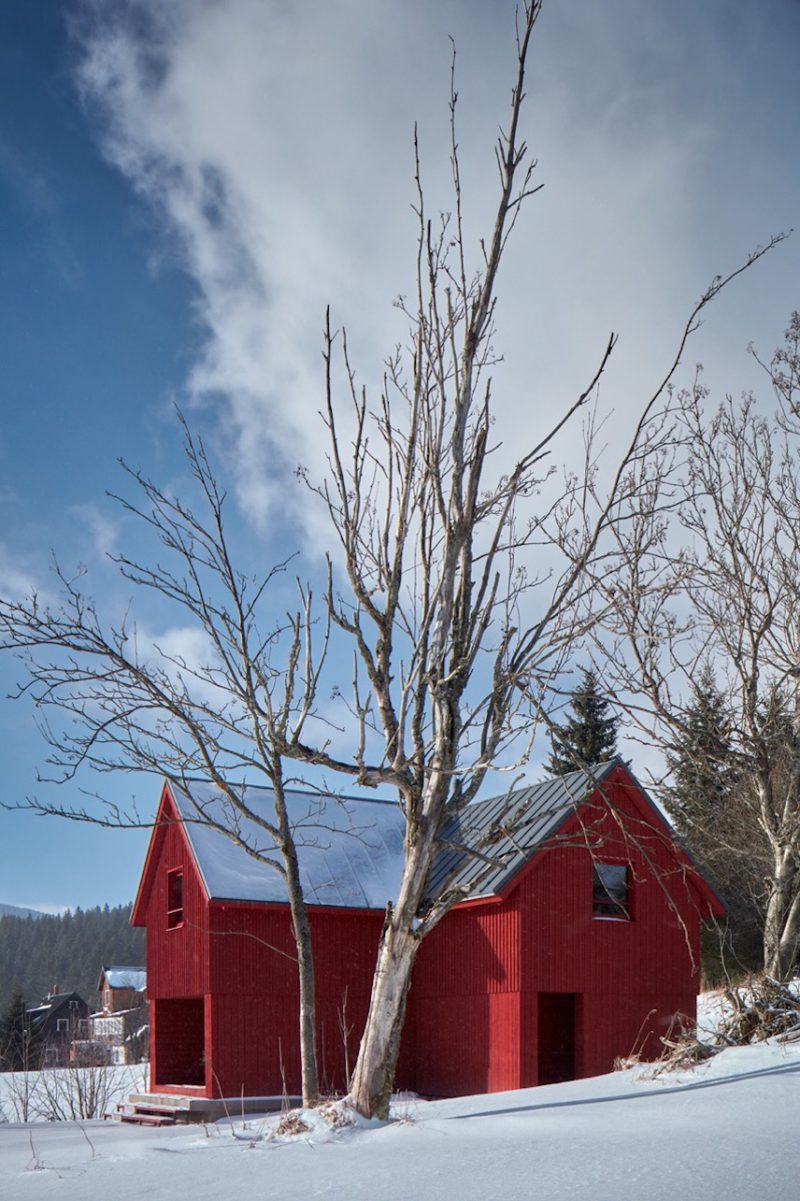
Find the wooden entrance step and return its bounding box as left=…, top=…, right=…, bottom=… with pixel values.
left=110, top=1091, right=301, bottom=1125
left=117, top=1109, right=176, bottom=1127
left=111, top=1100, right=180, bottom=1126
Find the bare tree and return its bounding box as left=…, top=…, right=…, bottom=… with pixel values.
left=588, top=316, right=800, bottom=980
left=282, top=5, right=781, bottom=1114
left=0, top=1, right=782, bottom=1123
left=0, top=428, right=329, bottom=1106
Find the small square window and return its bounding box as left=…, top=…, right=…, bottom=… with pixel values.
left=167, top=869, right=184, bottom=929
left=592, top=862, right=630, bottom=919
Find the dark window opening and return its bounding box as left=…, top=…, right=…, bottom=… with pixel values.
left=592, top=862, right=630, bottom=918
left=167, top=869, right=184, bottom=929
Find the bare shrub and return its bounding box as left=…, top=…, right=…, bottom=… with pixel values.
left=33, top=1062, right=117, bottom=1121
left=640, top=974, right=800, bottom=1077
left=3, top=1062, right=141, bottom=1122
left=5, top=1068, right=40, bottom=1123
left=274, top=1112, right=310, bottom=1137
left=318, top=1100, right=356, bottom=1130
left=718, top=975, right=800, bottom=1044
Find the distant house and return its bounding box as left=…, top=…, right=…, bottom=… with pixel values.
left=132, top=760, right=723, bottom=1100
left=99, top=965, right=147, bottom=1013
left=88, top=967, right=149, bottom=1065
left=26, top=989, right=90, bottom=1066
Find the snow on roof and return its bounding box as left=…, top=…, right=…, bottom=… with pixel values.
left=169, top=765, right=611, bottom=911
left=102, top=967, right=147, bottom=992
left=170, top=782, right=406, bottom=909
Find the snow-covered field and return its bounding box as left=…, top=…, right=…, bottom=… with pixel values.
left=1, top=1042, right=799, bottom=1201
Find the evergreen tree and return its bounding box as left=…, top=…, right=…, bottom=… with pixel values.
left=0, top=987, right=35, bottom=1071
left=665, top=667, right=738, bottom=836
left=665, top=669, right=764, bottom=976
left=546, top=669, right=618, bottom=775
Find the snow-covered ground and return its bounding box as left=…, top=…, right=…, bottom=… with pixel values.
left=1, top=1041, right=799, bottom=1201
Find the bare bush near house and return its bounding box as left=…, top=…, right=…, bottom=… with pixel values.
left=2, top=1063, right=143, bottom=1122
left=583, top=314, right=800, bottom=980
left=4, top=1066, right=39, bottom=1123
left=1, top=1023, right=43, bottom=1123
left=33, top=1062, right=117, bottom=1121
left=718, top=975, right=800, bottom=1044
left=643, top=974, right=800, bottom=1077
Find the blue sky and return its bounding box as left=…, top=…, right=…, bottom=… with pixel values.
left=1, top=0, right=798, bottom=913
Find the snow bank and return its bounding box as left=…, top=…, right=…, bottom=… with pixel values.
left=2, top=1043, right=800, bottom=1201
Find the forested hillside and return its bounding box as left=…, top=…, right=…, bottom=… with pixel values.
left=0, top=905, right=144, bottom=1013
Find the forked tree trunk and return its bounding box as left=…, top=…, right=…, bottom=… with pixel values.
left=349, top=828, right=439, bottom=1118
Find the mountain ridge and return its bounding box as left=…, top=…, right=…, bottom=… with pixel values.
left=0, top=902, right=45, bottom=919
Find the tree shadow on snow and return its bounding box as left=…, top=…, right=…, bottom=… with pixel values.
left=451, top=1059, right=800, bottom=1121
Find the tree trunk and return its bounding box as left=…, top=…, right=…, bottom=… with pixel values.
left=287, top=887, right=319, bottom=1106
left=348, top=799, right=446, bottom=1118
left=763, top=849, right=800, bottom=980
left=348, top=917, right=419, bottom=1119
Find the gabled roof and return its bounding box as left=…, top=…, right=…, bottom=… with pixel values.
left=99, top=967, right=146, bottom=992
left=27, top=991, right=89, bottom=1031
left=168, top=781, right=406, bottom=909
left=150, top=764, right=624, bottom=912
left=428, top=762, right=616, bottom=900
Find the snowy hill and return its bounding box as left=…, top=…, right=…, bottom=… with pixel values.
left=2, top=1041, right=799, bottom=1200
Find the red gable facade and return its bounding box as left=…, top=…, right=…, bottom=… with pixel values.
left=132, top=761, right=722, bottom=1099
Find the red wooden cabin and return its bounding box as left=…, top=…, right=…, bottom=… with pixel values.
left=131, top=761, right=722, bottom=1099
left=99, top=966, right=147, bottom=1015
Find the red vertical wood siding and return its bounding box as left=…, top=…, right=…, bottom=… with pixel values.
left=137, top=766, right=711, bottom=1099
left=142, top=816, right=209, bottom=1001
left=410, top=900, right=522, bottom=1096
left=202, top=902, right=384, bottom=1097
left=139, top=802, right=211, bottom=1093
left=517, top=769, right=702, bottom=1086
left=407, top=767, right=706, bottom=1096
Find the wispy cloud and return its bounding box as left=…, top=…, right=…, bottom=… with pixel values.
left=131, top=621, right=226, bottom=708
left=0, top=542, right=48, bottom=605
left=73, top=0, right=800, bottom=528
left=0, top=139, right=57, bottom=216
left=70, top=502, right=120, bottom=559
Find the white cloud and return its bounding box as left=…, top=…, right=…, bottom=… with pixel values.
left=0, top=542, right=48, bottom=605
left=73, top=0, right=800, bottom=533
left=132, top=621, right=220, bottom=703
left=70, top=502, right=119, bottom=559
